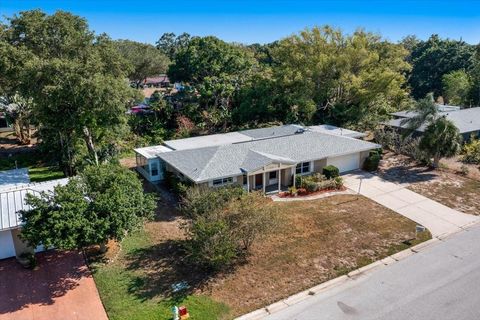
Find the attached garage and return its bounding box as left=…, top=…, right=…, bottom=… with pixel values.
left=327, top=153, right=360, bottom=173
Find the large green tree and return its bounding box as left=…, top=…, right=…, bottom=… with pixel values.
left=0, top=10, right=137, bottom=174
left=156, top=32, right=191, bottom=60
left=442, top=70, right=472, bottom=106
left=115, top=39, right=170, bottom=88
left=20, top=164, right=156, bottom=251
left=168, top=36, right=258, bottom=131
left=407, top=35, right=476, bottom=100
left=237, top=26, right=411, bottom=129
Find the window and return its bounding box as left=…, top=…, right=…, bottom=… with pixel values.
left=150, top=162, right=159, bottom=176
left=296, top=162, right=311, bottom=175
left=269, top=171, right=277, bottom=179
left=212, top=177, right=234, bottom=187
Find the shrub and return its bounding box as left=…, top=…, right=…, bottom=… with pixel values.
left=460, top=164, right=470, bottom=176
left=288, top=186, right=297, bottom=196
left=182, top=190, right=276, bottom=270
left=180, top=185, right=245, bottom=218
left=165, top=171, right=194, bottom=197
left=323, top=165, right=339, bottom=179
left=462, top=139, right=480, bottom=164
left=184, top=217, right=238, bottom=270
left=363, top=151, right=381, bottom=171
left=316, top=179, right=337, bottom=190
left=374, top=129, right=430, bottom=165
left=333, top=176, right=344, bottom=188
left=304, top=180, right=319, bottom=193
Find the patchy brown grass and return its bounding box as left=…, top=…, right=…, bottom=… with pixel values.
left=112, top=192, right=429, bottom=317
left=204, top=195, right=428, bottom=315
left=408, top=174, right=480, bottom=216
left=378, top=151, right=480, bottom=216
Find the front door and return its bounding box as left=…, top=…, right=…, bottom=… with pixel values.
left=255, top=173, right=263, bottom=188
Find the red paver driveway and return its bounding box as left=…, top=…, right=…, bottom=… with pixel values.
left=0, top=250, right=108, bottom=320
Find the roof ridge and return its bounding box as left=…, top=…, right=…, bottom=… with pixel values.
left=196, top=146, right=222, bottom=181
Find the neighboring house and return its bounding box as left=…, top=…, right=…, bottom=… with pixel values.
left=134, top=124, right=379, bottom=193
left=387, top=105, right=480, bottom=142
left=0, top=178, right=68, bottom=260
left=143, top=75, right=170, bottom=88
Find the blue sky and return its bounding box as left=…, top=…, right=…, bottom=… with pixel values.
left=1, top=0, right=479, bottom=45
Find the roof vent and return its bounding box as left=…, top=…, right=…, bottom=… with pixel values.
left=295, top=128, right=305, bottom=134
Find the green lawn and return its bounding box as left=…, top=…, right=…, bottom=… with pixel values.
left=0, top=152, right=65, bottom=183
left=92, top=229, right=230, bottom=320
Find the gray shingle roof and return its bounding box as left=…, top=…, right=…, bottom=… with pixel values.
left=240, top=124, right=303, bottom=139
left=159, top=131, right=379, bottom=182
left=387, top=107, right=480, bottom=134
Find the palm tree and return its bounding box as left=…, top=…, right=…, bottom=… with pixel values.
left=401, top=93, right=461, bottom=168
left=420, top=117, right=461, bottom=168
left=400, top=93, right=438, bottom=134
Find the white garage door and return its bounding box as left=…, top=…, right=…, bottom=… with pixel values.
left=327, top=153, right=360, bottom=173
left=0, top=230, right=15, bottom=260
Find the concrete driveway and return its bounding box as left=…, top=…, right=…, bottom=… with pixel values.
left=343, top=171, right=479, bottom=237
left=0, top=250, right=108, bottom=320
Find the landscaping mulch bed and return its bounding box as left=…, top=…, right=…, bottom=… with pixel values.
left=278, top=186, right=347, bottom=198
left=92, top=190, right=430, bottom=319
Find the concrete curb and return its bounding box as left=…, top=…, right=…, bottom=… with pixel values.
left=235, top=237, right=444, bottom=320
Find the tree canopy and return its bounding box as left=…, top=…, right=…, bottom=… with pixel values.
left=407, top=35, right=476, bottom=100
left=0, top=10, right=137, bottom=174
left=115, top=39, right=170, bottom=88
left=20, top=164, right=156, bottom=250
left=236, top=27, right=411, bottom=129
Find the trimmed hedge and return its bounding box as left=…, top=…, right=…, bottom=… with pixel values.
left=363, top=150, right=382, bottom=172
left=322, top=165, right=339, bottom=179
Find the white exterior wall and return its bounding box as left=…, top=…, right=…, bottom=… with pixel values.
left=0, top=230, right=15, bottom=260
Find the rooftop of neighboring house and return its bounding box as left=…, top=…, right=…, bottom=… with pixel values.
left=387, top=106, right=480, bottom=134
left=0, top=178, right=69, bottom=231
left=391, top=104, right=461, bottom=119
left=144, top=75, right=170, bottom=84
left=156, top=129, right=379, bottom=183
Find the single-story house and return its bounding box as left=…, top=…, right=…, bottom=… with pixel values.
left=134, top=124, right=379, bottom=193
left=0, top=178, right=68, bottom=260
left=387, top=105, right=480, bottom=142
left=143, top=75, right=170, bottom=88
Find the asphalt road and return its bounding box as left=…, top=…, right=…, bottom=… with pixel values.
left=265, top=224, right=480, bottom=320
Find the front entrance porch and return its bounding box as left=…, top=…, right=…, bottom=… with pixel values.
left=246, top=165, right=295, bottom=194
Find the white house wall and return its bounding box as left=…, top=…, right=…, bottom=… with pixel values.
left=0, top=230, right=15, bottom=260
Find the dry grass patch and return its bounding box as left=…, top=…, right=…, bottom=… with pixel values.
left=93, top=193, right=430, bottom=319
left=378, top=151, right=480, bottom=216
left=408, top=174, right=480, bottom=216
left=205, top=195, right=428, bottom=315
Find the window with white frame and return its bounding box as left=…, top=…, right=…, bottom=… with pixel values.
left=212, top=177, right=234, bottom=187
left=295, top=162, right=311, bottom=174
